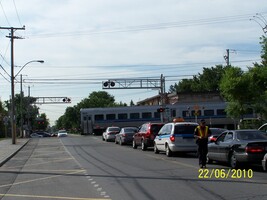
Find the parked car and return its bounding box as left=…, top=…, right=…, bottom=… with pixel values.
left=262, top=153, right=267, bottom=171
left=133, top=122, right=164, bottom=151
left=115, top=127, right=138, bottom=145
left=207, top=129, right=267, bottom=169
left=153, top=122, right=198, bottom=156
left=30, top=133, right=43, bottom=138
left=259, top=123, right=267, bottom=134
left=31, top=131, right=51, bottom=138
left=102, top=127, right=120, bottom=142
left=209, top=128, right=228, bottom=142
left=57, top=130, right=68, bottom=137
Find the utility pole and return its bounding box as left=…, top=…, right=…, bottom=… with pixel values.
left=224, top=49, right=230, bottom=66
left=0, top=26, right=25, bottom=144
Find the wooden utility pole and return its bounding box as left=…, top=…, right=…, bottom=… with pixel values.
left=0, top=26, right=25, bottom=144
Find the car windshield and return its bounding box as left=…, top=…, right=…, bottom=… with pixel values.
left=236, top=130, right=267, bottom=140
left=174, top=125, right=197, bottom=134
left=124, top=128, right=137, bottom=133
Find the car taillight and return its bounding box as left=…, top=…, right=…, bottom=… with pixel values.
left=170, top=135, right=175, bottom=142
left=245, top=146, right=265, bottom=153
left=146, top=129, right=151, bottom=138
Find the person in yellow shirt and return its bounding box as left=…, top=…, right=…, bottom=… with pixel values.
left=194, top=119, right=211, bottom=168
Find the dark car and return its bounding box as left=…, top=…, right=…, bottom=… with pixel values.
left=31, top=131, right=51, bottom=138
left=209, top=128, right=228, bottom=142
left=115, top=127, right=138, bottom=145
left=132, top=122, right=164, bottom=151
left=207, top=129, right=267, bottom=169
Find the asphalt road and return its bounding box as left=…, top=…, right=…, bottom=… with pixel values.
left=0, top=135, right=267, bottom=200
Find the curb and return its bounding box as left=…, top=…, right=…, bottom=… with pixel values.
left=0, top=139, right=30, bottom=167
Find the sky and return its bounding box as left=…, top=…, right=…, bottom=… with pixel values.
left=0, top=0, right=266, bottom=126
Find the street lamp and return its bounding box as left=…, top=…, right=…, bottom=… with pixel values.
left=15, top=60, right=44, bottom=78
left=11, top=60, right=44, bottom=144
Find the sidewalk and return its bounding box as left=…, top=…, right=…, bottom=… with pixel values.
left=0, top=138, right=29, bottom=167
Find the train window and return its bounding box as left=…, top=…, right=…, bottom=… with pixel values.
left=118, top=113, right=128, bottom=119
left=95, top=114, right=104, bottom=121
left=130, top=113, right=140, bottom=119
left=204, top=110, right=214, bottom=116
left=182, top=110, right=190, bottom=117
left=142, top=112, right=152, bottom=119
left=171, top=109, right=176, bottom=117
left=154, top=112, right=160, bottom=118
left=83, top=116, right=87, bottom=121
left=106, top=114, right=116, bottom=120
left=191, top=110, right=201, bottom=116
left=217, top=109, right=226, bottom=116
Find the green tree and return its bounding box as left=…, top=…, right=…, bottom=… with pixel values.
left=0, top=100, right=8, bottom=137
left=169, top=65, right=228, bottom=93
left=219, top=67, right=254, bottom=119
left=5, top=94, right=40, bottom=133
left=77, top=91, right=117, bottom=109
left=56, top=91, right=127, bottom=132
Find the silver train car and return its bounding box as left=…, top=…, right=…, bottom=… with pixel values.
left=80, top=102, right=237, bottom=135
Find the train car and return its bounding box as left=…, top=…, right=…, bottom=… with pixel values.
left=80, top=102, right=236, bottom=135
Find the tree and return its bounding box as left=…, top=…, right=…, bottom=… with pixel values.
left=5, top=94, right=40, bottom=133
left=0, top=100, right=8, bottom=137
left=77, top=91, right=117, bottom=109
left=169, top=65, right=228, bottom=93
left=56, top=91, right=127, bottom=132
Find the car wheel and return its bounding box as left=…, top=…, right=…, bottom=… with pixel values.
left=166, top=144, right=172, bottom=157
left=229, top=152, right=239, bottom=169
left=132, top=140, right=137, bottom=149
left=141, top=140, right=147, bottom=151
left=154, top=143, right=159, bottom=154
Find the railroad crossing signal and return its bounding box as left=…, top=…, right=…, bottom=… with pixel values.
left=35, top=97, right=71, bottom=104
left=102, top=77, right=163, bottom=90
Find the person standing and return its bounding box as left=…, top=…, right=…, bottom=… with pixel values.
left=194, top=119, right=211, bottom=168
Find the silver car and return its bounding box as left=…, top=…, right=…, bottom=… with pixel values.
left=102, top=127, right=120, bottom=142
left=154, top=122, right=198, bottom=156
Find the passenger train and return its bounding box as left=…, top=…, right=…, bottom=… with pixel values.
left=80, top=102, right=237, bottom=135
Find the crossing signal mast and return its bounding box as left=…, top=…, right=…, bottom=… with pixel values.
left=102, top=74, right=166, bottom=122
left=34, top=97, right=71, bottom=104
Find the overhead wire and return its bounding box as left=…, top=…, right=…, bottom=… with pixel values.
left=26, top=12, right=267, bottom=39
left=0, top=0, right=11, bottom=26
left=12, top=0, right=23, bottom=27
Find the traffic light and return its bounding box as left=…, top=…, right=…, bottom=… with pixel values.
left=157, top=108, right=165, bottom=112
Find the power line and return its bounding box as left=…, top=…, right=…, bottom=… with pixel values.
left=12, top=0, right=23, bottom=27
left=0, top=1, right=11, bottom=26
left=26, top=12, right=266, bottom=39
